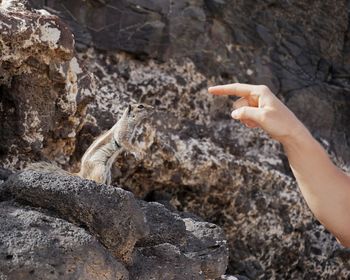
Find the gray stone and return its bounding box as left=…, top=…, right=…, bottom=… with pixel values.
left=0, top=167, right=12, bottom=181
left=0, top=201, right=128, bottom=280
left=220, top=276, right=248, bottom=280
left=181, top=217, right=228, bottom=279
left=68, top=49, right=349, bottom=278
left=136, top=201, right=187, bottom=247
left=135, top=201, right=228, bottom=279
left=130, top=243, right=205, bottom=280
left=0, top=170, right=149, bottom=263
left=0, top=170, right=230, bottom=279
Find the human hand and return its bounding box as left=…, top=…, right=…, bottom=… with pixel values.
left=208, top=83, right=306, bottom=144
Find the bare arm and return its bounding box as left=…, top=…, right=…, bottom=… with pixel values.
left=208, top=83, right=350, bottom=246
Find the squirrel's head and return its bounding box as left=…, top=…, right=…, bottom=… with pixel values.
left=127, top=103, right=154, bottom=123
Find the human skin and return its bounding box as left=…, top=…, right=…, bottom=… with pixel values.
left=208, top=83, right=350, bottom=247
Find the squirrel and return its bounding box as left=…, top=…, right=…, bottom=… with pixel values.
left=25, top=103, right=154, bottom=185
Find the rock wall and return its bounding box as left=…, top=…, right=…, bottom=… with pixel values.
left=73, top=50, right=350, bottom=278
left=1, top=0, right=350, bottom=279
left=28, top=0, right=350, bottom=163
left=0, top=0, right=94, bottom=169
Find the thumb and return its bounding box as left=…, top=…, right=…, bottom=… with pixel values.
left=231, top=106, right=263, bottom=124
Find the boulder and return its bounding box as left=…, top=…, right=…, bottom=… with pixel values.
left=0, top=201, right=128, bottom=280
left=0, top=171, right=229, bottom=279
left=0, top=170, right=148, bottom=263
left=0, top=0, right=94, bottom=169
left=134, top=201, right=228, bottom=279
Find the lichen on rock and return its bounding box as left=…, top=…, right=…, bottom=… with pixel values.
left=0, top=0, right=94, bottom=169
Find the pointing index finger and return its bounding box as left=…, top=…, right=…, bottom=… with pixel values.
left=208, top=83, right=258, bottom=97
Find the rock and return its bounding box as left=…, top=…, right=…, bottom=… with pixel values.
left=28, top=0, right=350, bottom=163
left=0, top=170, right=148, bottom=263
left=0, top=167, right=13, bottom=181
left=134, top=201, right=228, bottom=279
left=131, top=243, right=205, bottom=280
left=164, top=164, right=350, bottom=279
left=1, top=0, right=350, bottom=279
left=220, top=276, right=249, bottom=280
left=67, top=45, right=349, bottom=279
left=0, top=0, right=95, bottom=169
left=0, top=171, right=230, bottom=279
left=136, top=201, right=186, bottom=248
left=0, top=201, right=128, bottom=280
left=180, top=217, right=228, bottom=279
left=75, top=49, right=348, bottom=277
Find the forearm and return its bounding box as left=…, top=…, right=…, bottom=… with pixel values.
left=208, top=83, right=350, bottom=244
left=282, top=125, right=350, bottom=246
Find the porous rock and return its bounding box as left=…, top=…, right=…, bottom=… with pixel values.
left=133, top=201, right=228, bottom=279
left=28, top=0, right=350, bottom=162
left=0, top=170, right=148, bottom=263
left=1, top=0, right=350, bottom=279
left=0, top=200, right=128, bottom=280
left=131, top=243, right=205, bottom=280
left=73, top=48, right=350, bottom=279
left=0, top=0, right=94, bottom=169
left=0, top=171, right=230, bottom=279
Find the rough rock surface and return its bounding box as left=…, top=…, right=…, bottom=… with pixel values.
left=66, top=50, right=348, bottom=280
left=0, top=201, right=128, bottom=280
left=0, top=171, right=229, bottom=279
left=0, top=0, right=94, bottom=169
left=28, top=0, right=350, bottom=163
left=134, top=201, right=228, bottom=279
left=1, top=0, right=350, bottom=279
left=0, top=170, right=148, bottom=263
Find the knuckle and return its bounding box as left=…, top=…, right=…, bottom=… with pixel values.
left=260, top=110, right=269, bottom=122
left=239, top=107, right=247, bottom=117
left=231, top=83, right=239, bottom=94
left=258, top=85, right=271, bottom=95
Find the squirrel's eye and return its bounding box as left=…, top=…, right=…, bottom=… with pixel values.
left=137, top=104, right=144, bottom=109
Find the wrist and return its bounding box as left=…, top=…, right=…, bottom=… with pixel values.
left=279, top=120, right=311, bottom=149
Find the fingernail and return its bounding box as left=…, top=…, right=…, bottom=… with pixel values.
left=231, top=111, right=238, bottom=119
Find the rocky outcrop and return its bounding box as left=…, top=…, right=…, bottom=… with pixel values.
left=0, top=0, right=94, bottom=169
left=1, top=0, right=350, bottom=279
left=28, top=0, right=350, bottom=163
left=0, top=171, right=229, bottom=279
left=0, top=200, right=128, bottom=280
left=135, top=201, right=228, bottom=279
left=0, top=170, right=148, bottom=263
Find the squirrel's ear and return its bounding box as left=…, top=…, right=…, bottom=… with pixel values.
left=127, top=104, right=131, bottom=114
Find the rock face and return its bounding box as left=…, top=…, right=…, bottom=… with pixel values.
left=1, top=0, right=350, bottom=279
left=134, top=201, right=228, bottom=279
left=0, top=201, right=128, bottom=280
left=28, top=0, right=350, bottom=163
left=0, top=171, right=229, bottom=279
left=0, top=0, right=94, bottom=169
left=1, top=170, right=148, bottom=263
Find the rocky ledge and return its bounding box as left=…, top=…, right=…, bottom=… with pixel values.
left=0, top=170, right=229, bottom=279
left=1, top=0, right=350, bottom=279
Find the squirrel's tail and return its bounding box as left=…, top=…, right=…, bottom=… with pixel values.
left=25, top=162, right=71, bottom=176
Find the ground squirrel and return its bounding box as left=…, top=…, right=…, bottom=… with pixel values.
left=26, top=103, right=153, bottom=185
